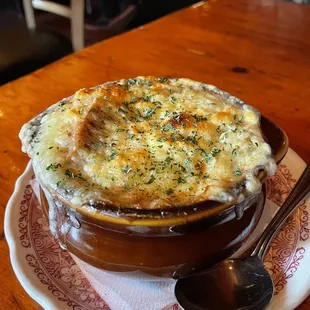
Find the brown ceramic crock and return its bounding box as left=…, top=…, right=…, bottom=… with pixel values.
left=39, top=115, right=288, bottom=278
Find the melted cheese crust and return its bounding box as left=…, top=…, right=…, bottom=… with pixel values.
left=20, top=77, right=276, bottom=209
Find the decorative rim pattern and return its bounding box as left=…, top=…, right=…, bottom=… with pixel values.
left=5, top=148, right=310, bottom=310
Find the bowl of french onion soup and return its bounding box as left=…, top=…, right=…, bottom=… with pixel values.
left=19, top=77, right=288, bottom=278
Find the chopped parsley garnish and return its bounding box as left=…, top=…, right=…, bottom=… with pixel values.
left=170, top=96, right=177, bottom=104
left=145, top=108, right=155, bottom=119
left=46, top=163, right=61, bottom=171
left=193, top=115, right=208, bottom=122
left=165, top=156, right=173, bottom=164
left=128, top=78, right=137, bottom=86
left=174, top=114, right=181, bottom=123
left=232, top=148, right=238, bottom=157
left=186, top=134, right=198, bottom=145
left=254, top=142, right=259, bottom=147
left=146, top=175, right=156, bottom=184
left=178, top=177, right=186, bottom=184
left=185, top=159, right=191, bottom=165
left=58, top=100, right=65, bottom=107
left=143, top=95, right=152, bottom=102
left=65, top=169, right=85, bottom=180
left=166, top=188, right=174, bottom=195
left=234, top=168, right=242, bottom=176
left=216, top=126, right=221, bottom=133
left=118, top=106, right=127, bottom=114
left=56, top=180, right=63, bottom=187
left=125, top=184, right=131, bottom=190
left=162, top=123, right=174, bottom=132
left=157, top=77, right=168, bottom=83
left=123, top=166, right=132, bottom=174
left=109, top=151, right=118, bottom=161
left=178, top=165, right=186, bottom=173
left=211, top=147, right=221, bottom=157
left=128, top=133, right=135, bottom=140
left=157, top=137, right=167, bottom=142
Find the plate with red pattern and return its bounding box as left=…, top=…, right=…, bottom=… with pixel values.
left=5, top=148, right=310, bottom=310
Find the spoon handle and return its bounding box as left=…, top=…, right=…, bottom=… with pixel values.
left=252, top=163, right=310, bottom=260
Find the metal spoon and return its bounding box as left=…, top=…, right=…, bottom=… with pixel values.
left=175, top=163, right=310, bottom=310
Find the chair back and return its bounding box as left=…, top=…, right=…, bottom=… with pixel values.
left=22, top=0, right=84, bottom=51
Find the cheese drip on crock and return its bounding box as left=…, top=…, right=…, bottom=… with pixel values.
left=20, top=77, right=276, bottom=209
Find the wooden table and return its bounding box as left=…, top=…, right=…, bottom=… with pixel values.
left=1, top=0, right=310, bottom=309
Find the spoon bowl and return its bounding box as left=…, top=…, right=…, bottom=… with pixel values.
left=175, top=256, right=273, bottom=310
left=175, top=163, right=310, bottom=310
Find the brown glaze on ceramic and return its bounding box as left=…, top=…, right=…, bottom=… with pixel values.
left=41, top=186, right=266, bottom=278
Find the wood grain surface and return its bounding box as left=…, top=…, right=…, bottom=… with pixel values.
left=0, top=0, right=310, bottom=309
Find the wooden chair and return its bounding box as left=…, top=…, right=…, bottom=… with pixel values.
left=0, top=0, right=84, bottom=85
left=23, top=0, right=85, bottom=52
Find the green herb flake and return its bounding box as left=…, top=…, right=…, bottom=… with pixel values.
left=232, top=148, right=238, bottom=157
left=143, top=95, right=152, bottom=102
left=165, top=156, right=173, bottom=164
left=46, top=163, right=61, bottom=171
left=64, top=169, right=85, bottom=180
left=234, top=168, right=242, bottom=176
left=56, top=180, right=63, bottom=187
left=58, top=100, right=65, bottom=107
left=109, top=151, right=118, bottom=161
left=162, top=123, right=174, bottom=132
left=145, top=108, right=155, bottom=119
left=146, top=175, right=156, bottom=184
left=123, top=166, right=132, bottom=174
left=157, top=137, right=167, bottom=142
left=178, top=177, right=186, bottom=184
left=118, top=106, right=128, bottom=114
left=128, top=133, right=135, bottom=140
left=157, top=77, right=168, bottom=83
left=185, top=159, right=191, bottom=165
left=211, top=147, right=221, bottom=157
left=186, top=135, right=198, bottom=145
left=193, top=115, right=207, bottom=122
left=170, top=96, right=177, bottom=104
left=166, top=188, right=174, bottom=195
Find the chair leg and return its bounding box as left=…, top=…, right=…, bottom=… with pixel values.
left=71, top=0, right=85, bottom=51
left=23, top=0, right=36, bottom=29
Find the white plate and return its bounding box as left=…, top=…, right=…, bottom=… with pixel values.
left=5, top=148, right=310, bottom=310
